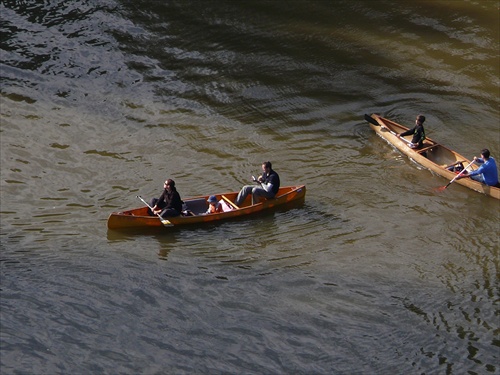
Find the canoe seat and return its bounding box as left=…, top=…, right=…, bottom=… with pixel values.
left=183, top=198, right=208, bottom=215
left=417, top=143, right=439, bottom=154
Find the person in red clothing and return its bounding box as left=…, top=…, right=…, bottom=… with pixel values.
left=205, top=195, right=222, bottom=214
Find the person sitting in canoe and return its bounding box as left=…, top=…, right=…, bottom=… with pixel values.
left=455, top=149, right=500, bottom=187
left=446, top=161, right=464, bottom=173
left=205, top=195, right=222, bottom=214
left=235, top=161, right=280, bottom=206
left=396, top=114, right=426, bottom=149
left=149, top=179, right=183, bottom=218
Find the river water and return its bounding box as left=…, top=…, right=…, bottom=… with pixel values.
left=1, top=1, right=499, bottom=374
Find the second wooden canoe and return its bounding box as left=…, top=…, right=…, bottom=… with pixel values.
left=365, top=114, right=499, bottom=199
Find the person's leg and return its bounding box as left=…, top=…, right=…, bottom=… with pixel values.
left=251, top=187, right=274, bottom=204
left=469, top=174, right=484, bottom=183
left=160, top=208, right=180, bottom=218
left=235, top=185, right=254, bottom=206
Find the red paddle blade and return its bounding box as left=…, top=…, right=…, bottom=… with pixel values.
left=434, top=186, right=447, bottom=192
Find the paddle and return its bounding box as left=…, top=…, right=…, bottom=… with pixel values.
left=435, top=159, right=476, bottom=192
left=364, top=114, right=411, bottom=144
left=364, top=113, right=380, bottom=126
left=252, top=175, right=264, bottom=188
left=136, top=195, right=173, bottom=226
left=253, top=175, right=273, bottom=193
left=221, top=195, right=239, bottom=209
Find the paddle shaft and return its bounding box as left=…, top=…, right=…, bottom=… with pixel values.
left=442, top=160, right=476, bottom=189
left=221, top=195, right=240, bottom=209
left=252, top=175, right=266, bottom=189
left=364, top=114, right=411, bottom=144
left=136, top=195, right=172, bottom=226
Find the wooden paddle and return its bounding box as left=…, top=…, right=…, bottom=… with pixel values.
left=364, top=114, right=411, bottom=144
left=136, top=195, right=173, bottom=226
left=435, top=159, right=476, bottom=192
left=221, top=195, right=239, bottom=209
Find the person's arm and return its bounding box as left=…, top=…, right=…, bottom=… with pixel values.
left=397, top=126, right=415, bottom=138
left=466, top=164, right=483, bottom=177
left=153, top=191, right=165, bottom=212
left=262, top=182, right=273, bottom=192
left=456, top=158, right=482, bottom=179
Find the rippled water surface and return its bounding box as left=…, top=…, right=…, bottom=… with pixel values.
left=1, top=1, right=499, bottom=374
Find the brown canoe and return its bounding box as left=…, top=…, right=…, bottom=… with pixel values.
left=365, top=114, right=499, bottom=199
left=107, top=185, right=306, bottom=230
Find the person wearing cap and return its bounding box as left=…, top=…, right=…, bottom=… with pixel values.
left=235, top=161, right=280, bottom=206
left=397, top=114, right=426, bottom=149
left=456, top=149, right=499, bottom=187
left=149, top=179, right=183, bottom=218
left=205, top=195, right=222, bottom=214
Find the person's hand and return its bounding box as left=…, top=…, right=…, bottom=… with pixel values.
left=396, top=134, right=401, bottom=138
left=257, top=176, right=264, bottom=182
left=473, top=156, right=478, bottom=161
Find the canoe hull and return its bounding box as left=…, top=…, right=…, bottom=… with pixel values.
left=107, top=185, right=306, bottom=230
left=366, top=114, right=500, bottom=199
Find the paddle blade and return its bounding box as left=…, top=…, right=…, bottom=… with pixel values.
left=161, top=219, right=173, bottom=226
left=434, top=185, right=448, bottom=193
left=364, top=114, right=379, bottom=126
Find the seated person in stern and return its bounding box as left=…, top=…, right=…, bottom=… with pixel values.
left=235, top=161, right=280, bottom=206
left=456, top=149, right=499, bottom=187
left=397, top=114, right=426, bottom=149
left=150, top=179, right=183, bottom=218
left=205, top=195, right=222, bottom=214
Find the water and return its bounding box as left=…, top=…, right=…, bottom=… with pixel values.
left=1, top=1, right=499, bottom=374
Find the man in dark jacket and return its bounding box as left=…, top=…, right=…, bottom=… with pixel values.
left=235, top=161, right=280, bottom=206
left=150, top=179, right=183, bottom=218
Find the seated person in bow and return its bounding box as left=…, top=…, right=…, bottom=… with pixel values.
left=149, top=179, right=183, bottom=218
left=397, top=114, right=426, bottom=149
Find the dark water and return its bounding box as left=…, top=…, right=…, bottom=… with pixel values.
left=1, top=1, right=499, bottom=374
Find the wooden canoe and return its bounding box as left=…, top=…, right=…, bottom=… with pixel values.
left=107, top=185, right=306, bottom=230
left=365, top=114, right=500, bottom=199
